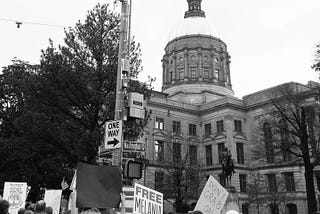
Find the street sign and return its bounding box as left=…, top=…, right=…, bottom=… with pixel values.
left=104, top=120, right=122, bottom=150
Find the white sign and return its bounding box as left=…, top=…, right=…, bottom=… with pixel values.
left=194, top=175, right=229, bottom=214
left=128, top=93, right=144, bottom=110
left=3, top=182, right=28, bottom=214
left=104, top=120, right=122, bottom=149
left=44, top=190, right=62, bottom=214
left=133, top=183, right=163, bottom=214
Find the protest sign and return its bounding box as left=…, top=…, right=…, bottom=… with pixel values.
left=3, top=182, right=28, bottom=214
left=44, top=190, right=62, bottom=214
left=133, top=183, right=163, bottom=214
left=194, top=175, right=229, bottom=214
left=76, top=162, right=122, bottom=208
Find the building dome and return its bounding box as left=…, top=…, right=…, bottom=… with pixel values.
left=168, top=16, right=215, bottom=42
left=161, top=0, right=234, bottom=104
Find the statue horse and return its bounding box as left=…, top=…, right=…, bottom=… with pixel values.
left=221, top=152, right=235, bottom=186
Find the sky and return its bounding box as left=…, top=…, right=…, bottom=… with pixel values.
left=1, top=0, right=320, bottom=98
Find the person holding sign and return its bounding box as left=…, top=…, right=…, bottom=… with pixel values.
left=0, top=199, right=9, bottom=214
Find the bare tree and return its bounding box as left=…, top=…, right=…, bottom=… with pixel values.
left=154, top=137, right=204, bottom=213
left=250, top=82, right=320, bottom=214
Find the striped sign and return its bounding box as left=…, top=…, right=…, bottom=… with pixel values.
left=115, top=186, right=134, bottom=214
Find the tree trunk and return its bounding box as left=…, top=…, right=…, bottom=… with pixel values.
left=305, top=164, right=317, bottom=214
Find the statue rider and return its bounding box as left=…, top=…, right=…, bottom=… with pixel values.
left=221, top=148, right=235, bottom=186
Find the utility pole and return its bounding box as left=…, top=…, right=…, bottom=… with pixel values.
left=114, top=0, right=132, bottom=167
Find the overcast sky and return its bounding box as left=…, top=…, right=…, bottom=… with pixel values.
left=1, top=0, right=320, bottom=98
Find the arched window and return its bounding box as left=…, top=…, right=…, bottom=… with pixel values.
left=242, top=203, right=249, bottom=214
left=279, top=119, right=291, bottom=161
left=269, top=203, right=279, bottom=214
left=286, top=203, right=297, bottom=214
left=264, top=122, right=274, bottom=163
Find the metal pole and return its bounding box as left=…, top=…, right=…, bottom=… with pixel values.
left=115, top=0, right=131, bottom=168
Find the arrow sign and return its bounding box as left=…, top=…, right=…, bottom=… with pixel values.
left=107, top=138, right=119, bottom=147
left=104, top=120, right=122, bottom=150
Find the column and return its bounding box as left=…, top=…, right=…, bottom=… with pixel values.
left=184, top=48, right=189, bottom=81
left=198, top=47, right=203, bottom=79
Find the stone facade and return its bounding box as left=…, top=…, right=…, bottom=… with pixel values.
left=130, top=1, right=319, bottom=214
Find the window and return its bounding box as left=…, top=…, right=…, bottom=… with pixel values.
left=216, top=120, right=224, bottom=133
left=205, top=145, right=212, bottom=166
left=190, top=67, right=197, bottom=78
left=218, top=143, right=225, bottom=163
left=173, top=121, right=181, bottom=133
left=239, top=174, right=247, bottom=192
left=204, top=123, right=211, bottom=136
left=242, top=203, right=249, bottom=214
left=169, top=71, right=173, bottom=82
left=155, top=171, right=164, bottom=190
left=189, top=124, right=197, bottom=136
left=279, top=119, right=291, bottom=161
left=284, top=172, right=295, bottom=192
left=203, top=67, right=209, bottom=79
left=178, top=67, right=184, bottom=80
left=214, top=69, right=219, bottom=79
left=154, top=140, right=164, bottom=161
left=173, top=143, right=181, bottom=161
left=155, top=117, right=164, bottom=130
left=264, top=122, right=274, bottom=163
left=316, top=174, right=320, bottom=191
left=236, top=143, right=244, bottom=164
left=267, top=173, right=277, bottom=192
left=269, top=204, right=279, bottom=214
left=189, top=145, right=197, bottom=164
left=234, top=120, right=242, bottom=132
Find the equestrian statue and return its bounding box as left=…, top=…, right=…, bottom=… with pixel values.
left=221, top=148, right=235, bottom=186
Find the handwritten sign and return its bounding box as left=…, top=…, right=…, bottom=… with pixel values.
left=3, top=182, right=28, bottom=214
left=44, top=190, right=62, bottom=214
left=133, top=183, right=163, bottom=214
left=194, top=175, right=229, bottom=214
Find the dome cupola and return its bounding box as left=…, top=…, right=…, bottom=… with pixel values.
left=184, top=0, right=205, bottom=18
left=162, top=0, right=234, bottom=104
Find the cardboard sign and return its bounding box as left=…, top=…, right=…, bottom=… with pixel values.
left=3, top=182, right=28, bottom=214
left=133, top=183, right=163, bottom=214
left=104, top=120, right=122, bottom=149
left=194, top=175, right=229, bottom=214
left=44, top=190, right=62, bottom=214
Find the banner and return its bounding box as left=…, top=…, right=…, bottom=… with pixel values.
left=133, top=183, right=163, bottom=214
left=76, top=162, right=122, bottom=208
left=194, top=175, right=229, bottom=214
left=44, top=190, right=62, bottom=214
left=3, top=182, right=28, bottom=214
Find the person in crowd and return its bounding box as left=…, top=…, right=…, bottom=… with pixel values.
left=0, top=199, right=9, bottom=214
left=34, top=200, right=46, bottom=214
left=44, top=207, right=52, bottom=214
left=25, top=210, right=34, bottom=214
left=18, top=207, right=27, bottom=214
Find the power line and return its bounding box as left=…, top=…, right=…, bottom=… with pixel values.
left=0, top=18, right=69, bottom=28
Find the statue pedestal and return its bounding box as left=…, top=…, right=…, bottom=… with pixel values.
left=220, top=186, right=240, bottom=214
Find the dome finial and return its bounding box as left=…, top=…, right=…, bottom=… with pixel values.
left=184, top=0, right=206, bottom=18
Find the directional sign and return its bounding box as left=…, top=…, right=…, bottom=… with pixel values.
left=104, top=120, right=122, bottom=149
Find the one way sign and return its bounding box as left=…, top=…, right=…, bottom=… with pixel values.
left=104, top=120, right=122, bottom=150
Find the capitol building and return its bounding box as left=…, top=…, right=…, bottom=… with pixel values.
left=123, top=1, right=320, bottom=214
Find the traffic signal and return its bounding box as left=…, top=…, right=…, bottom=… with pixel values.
left=125, top=160, right=142, bottom=179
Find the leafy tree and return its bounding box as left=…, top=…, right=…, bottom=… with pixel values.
left=154, top=138, right=203, bottom=213
left=250, top=83, right=320, bottom=214
left=0, top=3, right=152, bottom=191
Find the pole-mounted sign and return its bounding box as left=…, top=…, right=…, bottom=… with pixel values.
left=104, top=120, right=122, bottom=150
